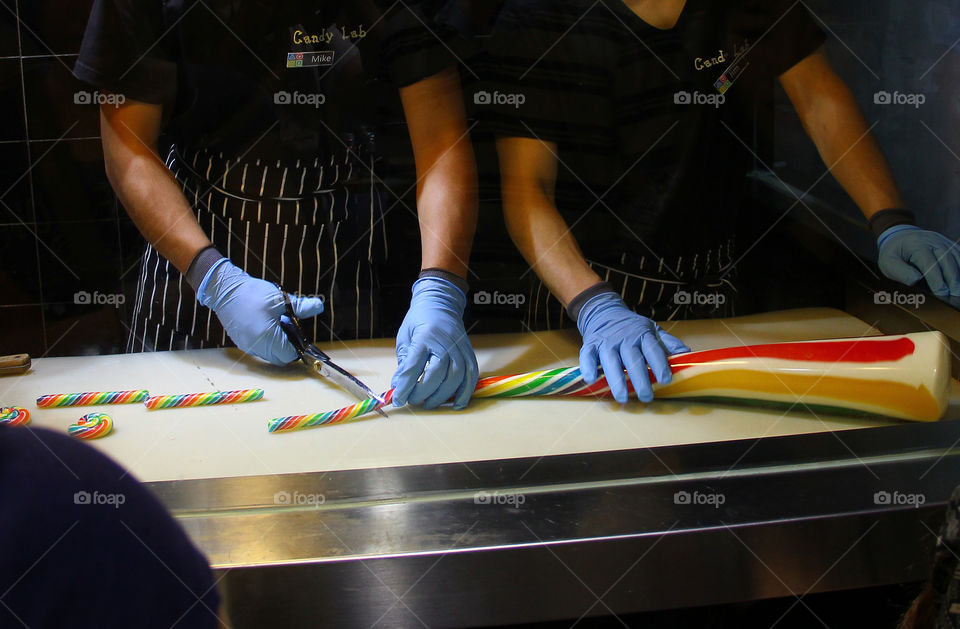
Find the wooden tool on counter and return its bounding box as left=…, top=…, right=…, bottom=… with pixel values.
left=0, top=354, right=31, bottom=376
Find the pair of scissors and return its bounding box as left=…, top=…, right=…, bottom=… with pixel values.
left=277, top=288, right=388, bottom=418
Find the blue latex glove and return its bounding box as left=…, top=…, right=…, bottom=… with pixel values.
left=392, top=277, right=478, bottom=410
left=577, top=292, right=690, bottom=404
left=198, top=259, right=325, bottom=365
left=878, top=225, right=960, bottom=297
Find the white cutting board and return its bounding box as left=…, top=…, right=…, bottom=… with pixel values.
left=0, top=308, right=947, bottom=482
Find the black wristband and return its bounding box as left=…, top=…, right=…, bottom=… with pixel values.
left=869, top=209, right=915, bottom=239
left=185, top=246, right=225, bottom=294
left=419, top=268, right=469, bottom=295
left=566, top=282, right=616, bottom=323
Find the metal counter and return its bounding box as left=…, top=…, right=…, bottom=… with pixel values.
left=150, top=416, right=960, bottom=627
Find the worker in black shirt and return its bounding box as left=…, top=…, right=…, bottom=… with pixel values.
left=484, top=0, right=960, bottom=404
left=75, top=0, right=479, bottom=410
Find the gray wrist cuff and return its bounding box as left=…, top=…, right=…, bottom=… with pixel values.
left=566, top=282, right=615, bottom=323
left=869, top=209, right=915, bottom=239
left=419, top=268, right=469, bottom=295
left=186, top=246, right=225, bottom=294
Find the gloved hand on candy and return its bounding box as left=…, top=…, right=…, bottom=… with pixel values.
left=575, top=290, right=690, bottom=404
left=392, top=273, right=479, bottom=411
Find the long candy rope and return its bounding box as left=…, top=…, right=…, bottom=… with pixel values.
left=268, top=367, right=616, bottom=433
left=36, top=389, right=149, bottom=408
left=145, top=388, right=264, bottom=410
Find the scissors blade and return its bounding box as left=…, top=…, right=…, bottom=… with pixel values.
left=278, top=288, right=388, bottom=418
left=308, top=349, right=389, bottom=418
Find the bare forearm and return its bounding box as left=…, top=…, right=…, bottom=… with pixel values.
left=107, top=155, right=211, bottom=273
left=803, top=93, right=903, bottom=217
left=503, top=192, right=601, bottom=306
left=783, top=50, right=904, bottom=218
left=100, top=104, right=210, bottom=274
left=417, top=144, right=477, bottom=278
left=400, top=67, right=478, bottom=280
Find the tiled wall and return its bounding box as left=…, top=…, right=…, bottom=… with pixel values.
left=1, top=0, right=141, bottom=358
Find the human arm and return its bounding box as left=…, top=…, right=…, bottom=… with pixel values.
left=780, top=47, right=959, bottom=296
left=100, top=98, right=211, bottom=273
left=100, top=98, right=323, bottom=361
left=391, top=67, right=480, bottom=409
left=496, top=135, right=689, bottom=403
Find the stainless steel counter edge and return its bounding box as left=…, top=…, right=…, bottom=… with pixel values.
left=148, top=420, right=960, bottom=569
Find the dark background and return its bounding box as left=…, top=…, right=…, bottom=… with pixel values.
left=1, top=0, right=958, bottom=359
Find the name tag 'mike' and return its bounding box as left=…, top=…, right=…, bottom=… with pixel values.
left=287, top=51, right=335, bottom=68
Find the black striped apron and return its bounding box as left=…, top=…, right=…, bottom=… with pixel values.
left=127, top=143, right=387, bottom=353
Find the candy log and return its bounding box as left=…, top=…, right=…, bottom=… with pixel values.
left=652, top=331, right=950, bottom=421
left=267, top=332, right=951, bottom=433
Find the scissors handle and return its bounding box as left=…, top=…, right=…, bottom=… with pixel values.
left=278, top=312, right=308, bottom=362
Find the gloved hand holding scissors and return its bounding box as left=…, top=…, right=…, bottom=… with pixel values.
left=197, top=257, right=324, bottom=365
left=197, top=253, right=386, bottom=411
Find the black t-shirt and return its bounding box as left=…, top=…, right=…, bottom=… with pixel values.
left=481, top=0, right=825, bottom=258
left=74, top=0, right=459, bottom=161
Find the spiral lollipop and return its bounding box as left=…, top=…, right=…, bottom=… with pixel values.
left=0, top=406, right=30, bottom=426
left=68, top=412, right=113, bottom=440
left=145, top=388, right=264, bottom=410
left=36, top=389, right=148, bottom=408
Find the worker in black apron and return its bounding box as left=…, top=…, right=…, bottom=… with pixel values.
left=75, top=0, right=480, bottom=409
left=484, top=0, right=959, bottom=404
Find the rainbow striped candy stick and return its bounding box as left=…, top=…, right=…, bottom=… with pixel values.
left=36, top=389, right=149, bottom=408
left=269, top=390, right=396, bottom=432
left=145, top=388, right=264, bottom=410
left=68, top=412, right=113, bottom=440
left=267, top=367, right=613, bottom=433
